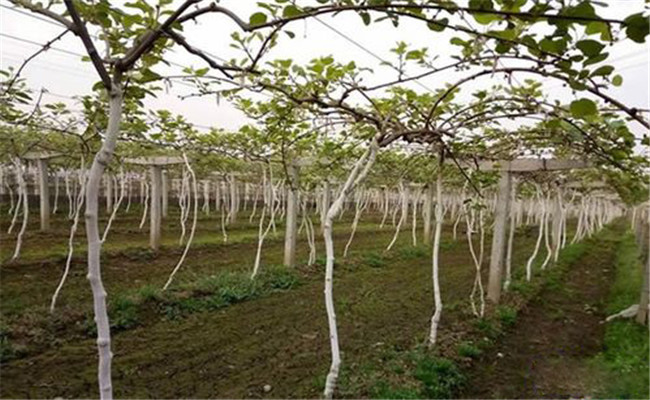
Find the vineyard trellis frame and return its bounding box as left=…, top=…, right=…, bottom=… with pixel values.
left=2, top=0, right=649, bottom=398
left=22, top=151, right=62, bottom=231
left=473, top=158, right=593, bottom=303
left=124, top=156, right=184, bottom=251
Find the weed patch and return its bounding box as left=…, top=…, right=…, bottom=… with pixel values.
left=362, top=252, right=386, bottom=268
left=496, top=305, right=517, bottom=328
left=398, top=246, right=428, bottom=260
left=592, top=232, right=649, bottom=399
left=414, top=354, right=466, bottom=398
left=457, top=341, right=482, bottom=359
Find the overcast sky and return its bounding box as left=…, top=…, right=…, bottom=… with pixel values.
left=1, top=0, right=648, bottom=139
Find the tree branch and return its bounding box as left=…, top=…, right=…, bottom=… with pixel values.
left=8, top=0, right=76, bottom=31
left=63, top=0, right=112, bottom=90
left=118, top=0, right=202, bottom=71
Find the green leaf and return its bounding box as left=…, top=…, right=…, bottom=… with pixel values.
left=427, top=18, right=448, bottom=32
left=473, top=13, right=499, bottom=25
left=583, top=52, right=608, bottom=66
left=539, top=37, right=567, bottom=55
left=570, top=98, right=598, bottom=118
left=283, top=5, right=301, bottom=18
left=495, top=41, right=511, bottom=54
left=612, top=74, right=623, bottom=87
left=641, top=135, right=650, bottom=146
left=405, top=50, right=423, bottom=60
left=249, top=12, right=267, bottom=26
left=585, top=21, right=612, bottom=41
left=624, top=13, right=649, bottom=43
left=450, top=37, right=465, bottom=46
left=591, top=65, right=614, bottom=77
left=359, top=11, right=371, bottom=25
left=576, top=39, right=604, bottom=57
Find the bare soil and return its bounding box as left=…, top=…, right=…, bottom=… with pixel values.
left=461, top=227, right=621, bottom=399
left=0, top=207, right=543, bottom=398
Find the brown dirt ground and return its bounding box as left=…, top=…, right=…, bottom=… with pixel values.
left=1, top=202, right=573, bottom=399
left=460, top=227, right=621, bottom=399
left=0, top=211, right=545, bottom=398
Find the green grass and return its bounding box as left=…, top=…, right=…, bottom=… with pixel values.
left=81, top=266, right=301, bottom=332
left=496, top=305, right=517, bottom=328
left=370, top=382, right=420, bottom=399
left=362, top=251, right=387, bottom=268
left=592, top=232, right=649, bottom=399
left=366, top=352, right=466, bottom=400
left=474, top=318, right=501, bottom=339
left=413, top=355, right=466, bottom=399
left=397, top=246, right=429, bottom=260
left=0, top=321, right=25, bottom=362
left=457, top=341, right=482, bottom=359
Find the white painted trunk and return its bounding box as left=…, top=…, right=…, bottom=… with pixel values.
left=51, top=165, right=86, bottom=311
left=428, top=167, right=443, bottom=346
left=84, top=82, right=123, bottom=400
left=323, top=138, right=379, bottom=399
left=163, top=154, right=198, bottom=290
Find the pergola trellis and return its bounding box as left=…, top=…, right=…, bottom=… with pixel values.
left=473, top=158, right=593, bottom=303
left=124, top=156, right=184, bottom=250
left=22, top=151, right=62, bottom=231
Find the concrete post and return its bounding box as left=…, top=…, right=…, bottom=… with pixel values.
left=162, top=170, right=169, bottom=218
left=487, top=170, right=512, bottom=303
left=284, top=164, right=300, bottom=267
left=150, top=165, right=162, bottom=250
left=37, top=158, right=50, bottom=231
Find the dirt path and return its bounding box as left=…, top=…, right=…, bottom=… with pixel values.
left=461, top=227, right=621, bottom=399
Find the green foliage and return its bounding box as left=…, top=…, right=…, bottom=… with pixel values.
left=457, top=341, right=482, bottom=359
left=496, top=305, right=518, bottom=328
left=474, top=318, right=501, bottom=339
left=592, top=232, right=649, bottom=399
left=0, top=322, right=24, bottom=363
left=370, top=382, right=420, bottom=399
left=414, top=355, right=466, bottom=399
left=398, top=246, right=428, bottom=260
left=624, top=13, right=650, bottom=43
left=362, top=252, right=386, bottom=268
left=570, top=98, right=598, bottom=118
left=163, top=267, right=300, bottom=319
left=508, top=280, right=534, bottom=296
left=136, top=285, right=162, bottom=302
left=314, top=256, right=327, bottom=268
left=110, top=296, right=139, bottom=331
left=266, top=267, right=300, bottom=290
left=249, top=12, right=267, bottom=25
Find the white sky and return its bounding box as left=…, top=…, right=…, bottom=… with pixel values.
left=1, top=0, right=648, bottom=139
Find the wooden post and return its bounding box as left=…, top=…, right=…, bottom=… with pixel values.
left=284, top=163, right=299, bottom=267
left=37, top=158, right=50, bottom=231
left=150, top=165, right=162, bottom=251
left=487, top=170, right=512, bottom=303
left=162, top=170, right=169, bottom=218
